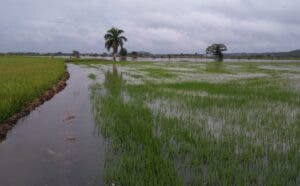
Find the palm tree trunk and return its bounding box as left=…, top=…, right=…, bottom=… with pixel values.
left=113, top=53, right=117, bottom=62
left=113, top=47, right=118, bottom=62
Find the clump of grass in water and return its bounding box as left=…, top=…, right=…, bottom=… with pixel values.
left=90, top=61, right=300, bottom=185
left=88, top=73, right=96, bottom=80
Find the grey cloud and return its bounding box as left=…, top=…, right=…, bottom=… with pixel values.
left=0, top=0, right=299, bottom=53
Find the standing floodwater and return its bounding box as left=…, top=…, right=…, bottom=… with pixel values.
left=0, top=64, right=104, bottom=186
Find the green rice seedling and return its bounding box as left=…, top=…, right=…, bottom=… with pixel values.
left=0, top=56, right=66, bottom=123
left=86, top=60, right=300, bottom=185
left=88, top=73, right=97, bottom=80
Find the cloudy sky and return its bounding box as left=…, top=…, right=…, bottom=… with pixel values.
left=0, top=0, right=299, bottom=54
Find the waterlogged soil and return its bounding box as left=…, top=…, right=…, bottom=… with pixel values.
left=0, top=64, right=104, bottom=186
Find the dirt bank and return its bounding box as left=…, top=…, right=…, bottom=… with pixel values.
left=0, top=72, right=70, bottom=141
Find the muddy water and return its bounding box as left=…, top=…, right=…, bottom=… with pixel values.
left=0, top=64, right=104, bottom=186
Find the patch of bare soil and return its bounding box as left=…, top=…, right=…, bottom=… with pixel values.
left=0, top=72, right=70, bottom=141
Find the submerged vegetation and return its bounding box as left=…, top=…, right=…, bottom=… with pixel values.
left=0, top=56, right=66, bottom=123
left=88, top=73, right=97, bottom=80
left=87, top=60, right=300, bottom=185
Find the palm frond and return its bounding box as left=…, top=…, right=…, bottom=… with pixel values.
left=104, top=27, right=127, bottom=53
left=104, top=33, right=113, bottom=40
left=119, top=36, right=128, bottom=42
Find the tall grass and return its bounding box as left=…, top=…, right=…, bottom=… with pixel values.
left=0, top=56, right=66, bottom=123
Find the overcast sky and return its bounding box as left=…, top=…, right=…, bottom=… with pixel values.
left=0, top=0, right=299, bottom=54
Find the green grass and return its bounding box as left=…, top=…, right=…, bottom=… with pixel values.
left=0, top=56, right=66, bottom=123
left=205, top=62, right=233, bottom=74
left=1, top=56, right=299, bottom=184
left=83, top=59, right=300, bottom=185
left=141, top=67, right=176, bottom=78
left=88, top=73, right=97, bottom=80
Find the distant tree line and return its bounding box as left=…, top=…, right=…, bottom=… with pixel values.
left=1, top=51, right=300, bottom=60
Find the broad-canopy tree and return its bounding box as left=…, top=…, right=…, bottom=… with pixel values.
left=72, top=50, right=80, bottom=58
left=104, top=27, right=127, bottom=62
left=119, top=48, right=128, bottom=57
left=206, top=44, right=227, bottom=62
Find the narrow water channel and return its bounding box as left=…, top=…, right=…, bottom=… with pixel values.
left=0, top=64, right=104, bottom=186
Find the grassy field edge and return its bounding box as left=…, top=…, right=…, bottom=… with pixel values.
left=0, top=56, right=68, bottom=139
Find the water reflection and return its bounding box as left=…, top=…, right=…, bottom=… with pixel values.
left=0, top=65, right=104, bottom=186
left=0, top=133, right=7, bottom=143
left=205, top=62, right=228, bottom=73
left=104, top=65, right=124, bottom=97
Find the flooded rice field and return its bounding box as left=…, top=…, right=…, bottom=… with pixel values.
left=86, top=61, right=300, bottom=185
left=82, top=56, right=300, bottom=63
left=0, top=60, right=299, bottom=185
left=0, top=64, right=104, bottom=186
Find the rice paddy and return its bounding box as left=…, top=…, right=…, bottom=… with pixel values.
left=1, top=56, right=299, bottom=185
left=87, top=60, right=300, bottom=185
left=0, top=56, right=66, bottom=123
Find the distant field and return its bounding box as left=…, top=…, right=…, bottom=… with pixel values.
left=0, top=56, right=66, bottom=123
left=79, top=60, right=300, bottom=185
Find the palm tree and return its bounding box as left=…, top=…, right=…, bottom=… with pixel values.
left=104, top=27, right=128, bottom=62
